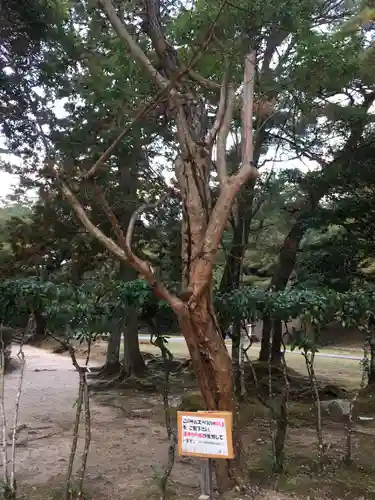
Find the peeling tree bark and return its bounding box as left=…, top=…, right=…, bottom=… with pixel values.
left=176, top=291, right=234, bottom=491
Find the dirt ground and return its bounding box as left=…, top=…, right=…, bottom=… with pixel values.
left=3, top=345, right=294, bottom=500
left=3, top=343, right=375, bottom=499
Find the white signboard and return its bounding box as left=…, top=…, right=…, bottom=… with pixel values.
left=177, top=411, right=233, bottom=459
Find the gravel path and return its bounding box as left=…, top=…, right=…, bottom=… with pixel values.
left=3, top=346, right=95, bottom=485
left=2, top=346, right=195, bottom=498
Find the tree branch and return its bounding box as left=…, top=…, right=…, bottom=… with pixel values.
left=60, top=178, right=182, bottom=310
left=215, top=84, right=235, bottom=186
left=174, top=101, right=196, bottom=156
left=124, top=192, right=183, bottom=310
left=261, top=26, right=288, bottom=80
left=205, top=57, right=231, bottom=149
left=59, top=180, right=128, bottom=262
left=81, top=88, right=168, bottom=179
left=84, top=0, right=228, bottom=180
left=125, top=193, right=170, bottom=252
left=0, top=148, right=15, bottom=155
left=93, top=183, right=127, bottom=248
left=188, top=69, right=222, bottom=91
left=242, top=51, right=256, bottom=169
left=188, top=52, right=258, bottom=304
left=205, top=85, right=227, bottom=148
left=99, top=0, right=170, bottom=91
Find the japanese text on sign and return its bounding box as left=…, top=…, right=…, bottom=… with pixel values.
left=177, top=411, right=233, bottom=459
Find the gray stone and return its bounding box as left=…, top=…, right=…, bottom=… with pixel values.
left=320, top=399, right=351, bottom=418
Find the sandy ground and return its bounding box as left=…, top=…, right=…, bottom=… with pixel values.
left=2, top=345, right=295, bottom=500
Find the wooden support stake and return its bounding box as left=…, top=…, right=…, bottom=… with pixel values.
left=199, top=458, right=213, bottom=500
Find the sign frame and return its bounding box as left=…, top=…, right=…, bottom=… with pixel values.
left=177, top=410, right=234, bottom=460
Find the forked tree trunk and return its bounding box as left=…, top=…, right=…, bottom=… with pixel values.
left=60, top=15, right=258, bottom=487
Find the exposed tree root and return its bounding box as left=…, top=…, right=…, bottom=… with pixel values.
left=87, top=362, right=122, bottom=379
left=89, top=374, right=157, bottom=393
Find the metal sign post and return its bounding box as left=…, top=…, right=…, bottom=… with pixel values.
left=199, top=458, right=213, bottom=500
left=177, top=411, right=234, bottom=500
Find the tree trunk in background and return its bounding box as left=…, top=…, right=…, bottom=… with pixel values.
left=220, top=239, right=245, bottom=303
left=119, top=261, right=146, bottom=376
left=220, top=215, right=256, bottom=389
left=101, top=154, right=146, bottom=377
left=104, top=280, right=146, bottom=377
left=27, top=310, right=46, bottom=345
left=259, top=316, right=283, bottom=362
left=368, top=329, right=375, bottom=385
left=231, top=320, right=242, bottom=397
left=35, top=311, right=46, bottom=341
left=220, top=228, right=246, bottom=395
left=123, top=305, right=146, bottom=377
left=259, top=221, right=305, bottom=362
left=104, top=324, right=122, bottom=375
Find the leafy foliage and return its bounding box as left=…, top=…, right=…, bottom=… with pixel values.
left=1, top=274, right=375, bottom=343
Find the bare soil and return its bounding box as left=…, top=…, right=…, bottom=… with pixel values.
left=3, top=344, right=375, bottom=500
left=3, top=346, right=291, bottom=499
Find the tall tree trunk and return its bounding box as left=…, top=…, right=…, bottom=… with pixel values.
left=104, top=323, right=122, bottom=375
left=231, top=320, right=242, bottom=397
left=177, top=292, right=233, bottom=491
left=123, top=305, right=146, bottom=377
left=220, top=227, right=246, bottom=394
left=102, top=155, right=146, bottom=377
left=118, top=261, right=146, bottom=376
left=259, top=221, right=305, bottom=362
left=220, top=240, right=245, bottom=299
left=27, top=310, right=46, bottom=345
left=259, top=317, right=283, bottom=362
left=177, top=293, right=233, bottom=410
left=34, top=311, right=46, bottom=341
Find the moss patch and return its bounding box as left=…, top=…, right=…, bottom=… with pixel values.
left=177, top=391, right=204, bottom=411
